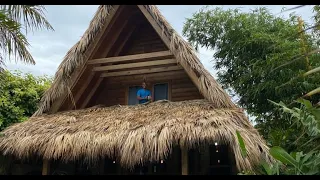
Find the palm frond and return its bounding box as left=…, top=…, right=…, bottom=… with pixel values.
left=0, top=5, right=54, bottom=34
left=0, top=10, right=34, bottom=64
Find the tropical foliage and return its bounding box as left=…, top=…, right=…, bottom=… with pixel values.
left=183, top=5, right=320, bottom=175
left=0, top=70, right=51, bottom=130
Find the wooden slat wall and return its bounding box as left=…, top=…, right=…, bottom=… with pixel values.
left=94, top=83, right=126, bottom=106
left=119, top=21, right=168, bottom=56
left=90, top=76, right=203, bottom=107
left=171, top=79, right=203, bottom=102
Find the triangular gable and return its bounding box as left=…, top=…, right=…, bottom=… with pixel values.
left=34, top=5, right=236, bottom=116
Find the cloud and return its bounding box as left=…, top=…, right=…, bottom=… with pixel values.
left=4, top=5, right=315, bottom=78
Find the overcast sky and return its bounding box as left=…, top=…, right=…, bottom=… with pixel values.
left=5, top=5, right=315, bottom=79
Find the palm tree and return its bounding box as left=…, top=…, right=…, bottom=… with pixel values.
left=0, top=5, right=54, bottom=71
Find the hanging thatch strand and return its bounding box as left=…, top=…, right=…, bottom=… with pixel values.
left=0, top=100, right=272, bottom=171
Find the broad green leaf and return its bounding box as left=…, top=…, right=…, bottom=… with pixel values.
left=296, top=98, right=313, bottom=109
left=236, top=130, right=247, bottom=158
left=261, top=161, right=273, bottom=175
left=269, top=146, right=298, bottom=167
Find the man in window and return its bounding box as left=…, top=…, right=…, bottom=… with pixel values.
left=137, top=81, right=152, bottom=104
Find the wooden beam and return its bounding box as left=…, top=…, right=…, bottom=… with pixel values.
left=93, top=59, right=176, bottom=72
left=88, top=51, right=172, bottom=65
left=99, top=158, right=105, bottom=175
left=107, top=71, right=187, bottom=83
left=181, top=147, right=188, bottom=175
left=113, top=24, right=137, bottom=56
left=42, top=159, right=50, bottom=175
left=71, top=71, right=95, bottom=109
left=101, top=65, right=182, bottom=77
left=71, top=8, right=131, bottom=110
left=97, top=19, right=130, bottom=59
left=48, top=6, right=121, bottom=113
left=80, top=77, right=103, bottom=109
left=202, top=145, right=210, bottom=175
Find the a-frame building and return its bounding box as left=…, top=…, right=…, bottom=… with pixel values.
left=0, top=5, right=272, bottom=175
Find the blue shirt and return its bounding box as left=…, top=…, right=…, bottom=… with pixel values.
left=137, top=88, right=151, bottom=104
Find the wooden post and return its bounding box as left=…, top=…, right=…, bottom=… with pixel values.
left=199, top=145, right=210, bottom=175
left=181, top=146, right=188, bottom=175
left=227, top=146, right=237, bottom=175
left=42, top=159, right=50, bottom=175
left=99, top=159, right=105, bottom=175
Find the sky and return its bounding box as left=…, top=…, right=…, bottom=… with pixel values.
left=4, top=5, right=316, bottom=106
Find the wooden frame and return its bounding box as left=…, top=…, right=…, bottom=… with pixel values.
left=88, top=50, right=172, bottom=65
left=101, top=66, right=182, bottom=77
left=108, top=70, right=186, bottom=83
left=92, top=59, right=176, bottom=72
left=151, top=81, right=171, bottom=101
left=126, top=81, right=171, bottom=105
left=126, top=84, right=142, bottom=106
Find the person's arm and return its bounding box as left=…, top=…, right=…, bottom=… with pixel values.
left=148, top=91, right=153, bottom=102
left=137, top=90, right=146, bottom=100
left=137, top=96, right=145, bottom=100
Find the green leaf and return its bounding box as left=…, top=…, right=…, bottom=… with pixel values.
left=261, top=161, right=273, bottom=175
left=302, top=151, right=314, bottom=164
left=236, top=130, right=247, bottom=158
left=269, top=146, right=298, bottom=167
left=296, top=98, right=313, bottom=109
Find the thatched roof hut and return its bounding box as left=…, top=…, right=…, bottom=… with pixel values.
left=0, top=5, right=272, bottom=175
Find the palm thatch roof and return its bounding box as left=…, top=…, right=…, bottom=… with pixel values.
left=34, top=5, right=236, bottom=116
left=0, top=5, right=273, bottom=173
left=0, top=100, right=271, bottom=171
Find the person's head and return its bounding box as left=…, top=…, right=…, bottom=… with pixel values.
left=142, top=82, right=146, bottom=89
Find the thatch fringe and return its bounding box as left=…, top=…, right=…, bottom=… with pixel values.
left=33, top=5, right=235, bottom=116
left=0, top=100, right=272, bottom=171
